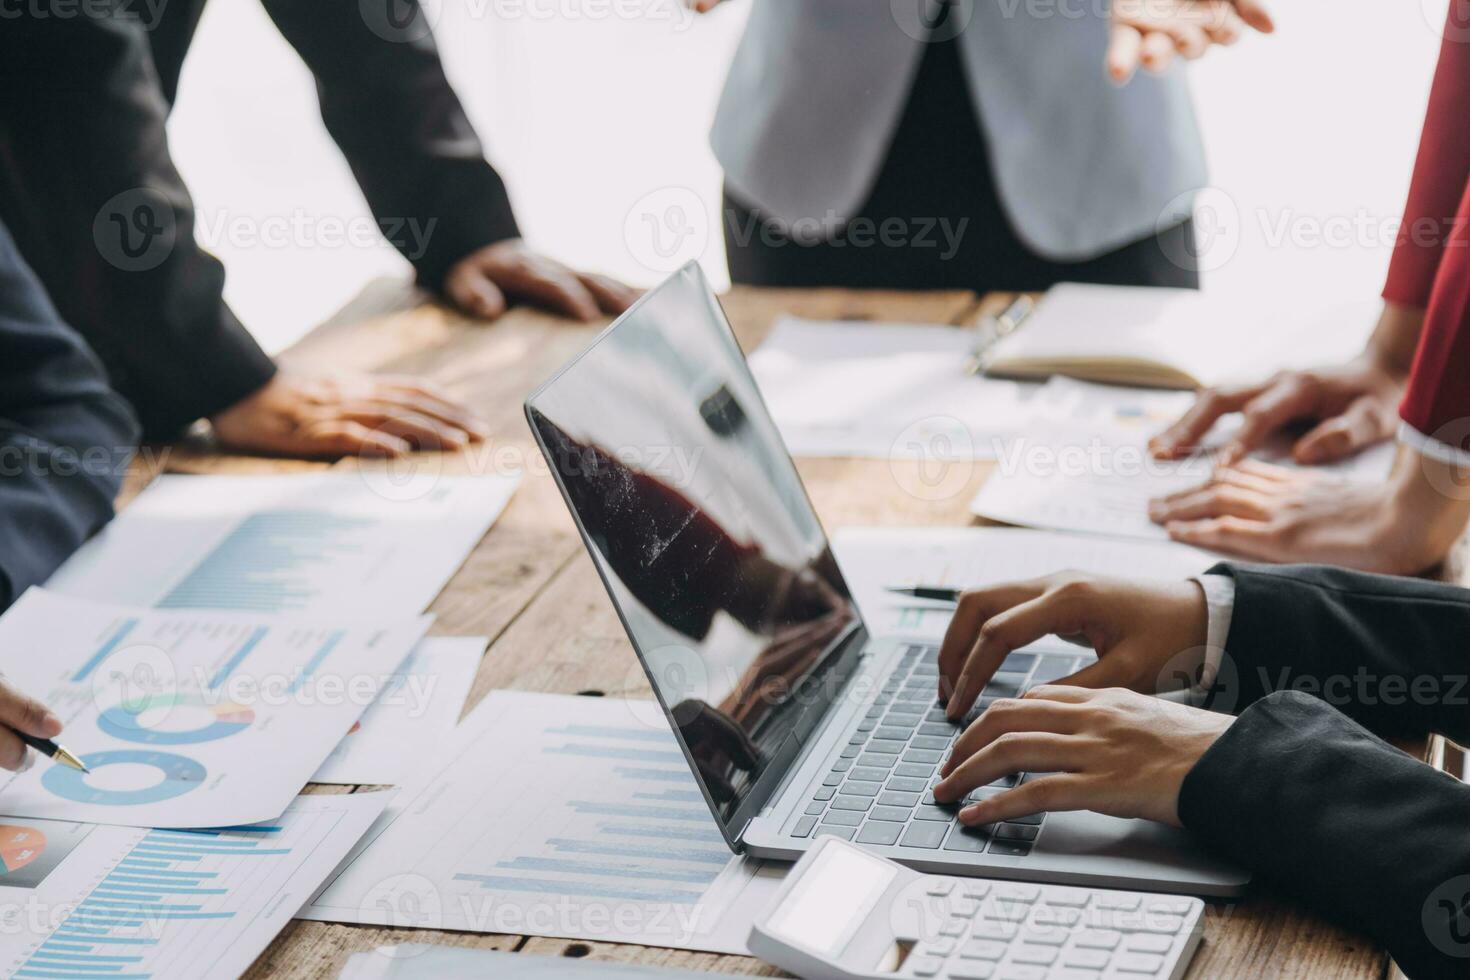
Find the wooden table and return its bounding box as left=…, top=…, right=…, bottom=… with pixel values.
left=129, top=283, right=1384, bottom=979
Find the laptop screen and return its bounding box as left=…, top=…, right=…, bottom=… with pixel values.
left=526, top=263, right=866, bottom=844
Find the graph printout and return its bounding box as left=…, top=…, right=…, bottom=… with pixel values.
left=0, top=793, right=389, bottom=980
left=0, top=590, right=426, bottom=827
left=300, top=691, right=782, bottom=954
left=46, top=473, right=520, bottom=617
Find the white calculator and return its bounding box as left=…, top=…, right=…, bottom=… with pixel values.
left=749, top=837, right=1205, bottom=980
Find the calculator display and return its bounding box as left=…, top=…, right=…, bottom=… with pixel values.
left=767, top=843, right=897, bottom=956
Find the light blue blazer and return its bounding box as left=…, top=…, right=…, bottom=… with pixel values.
left=710, top=0, right=1207, bottom=261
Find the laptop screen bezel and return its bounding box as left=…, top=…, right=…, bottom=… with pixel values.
left=522, top=261, right=871, bottom=851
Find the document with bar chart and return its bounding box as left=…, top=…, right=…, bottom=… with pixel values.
left=300, top=691, right=783, bottom=954
left=46, top=472, right=520, bottom=616
left=0, top=589, right=427, bottom=827
left=0, top=792, right=389, bottom=980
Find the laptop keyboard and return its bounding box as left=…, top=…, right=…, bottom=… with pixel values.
left=789, top=644, right=1087, bottom=856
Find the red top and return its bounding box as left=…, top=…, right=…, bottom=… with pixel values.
left=1385, top=10, right=1470, bottom=454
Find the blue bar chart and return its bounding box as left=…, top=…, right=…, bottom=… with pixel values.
left=157, top=512, right=375, bottom=613
left=301, top=692, right=778, bottom=954
left=0, top=795, right=389, bottom=980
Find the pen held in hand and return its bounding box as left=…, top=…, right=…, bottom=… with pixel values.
left=17, top=732, right=90, bottom=773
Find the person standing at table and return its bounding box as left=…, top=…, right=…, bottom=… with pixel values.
left=0, top=217, right=137, bottom=610
left=691, top=0, right=1271, bottom=291
left=0, top=1, right=638, bottom=459
left=1146, top=2, right=1470, bottom=574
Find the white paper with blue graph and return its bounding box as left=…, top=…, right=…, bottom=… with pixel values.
left=299, top=691, right=784, bottom=953
left=0, top=792, right=389, bottom=980
left=0, top=589, right=427, bottom=827
left=45, top=472, right=520, bottom=616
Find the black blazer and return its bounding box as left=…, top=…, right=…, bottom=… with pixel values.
left=0, top=0, right=518, bottom=439
left=1181, top=563, right=1470, bottom=979
left=0, top=218, right=139, bottom=610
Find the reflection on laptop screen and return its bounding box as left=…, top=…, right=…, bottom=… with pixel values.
left=526, top=264, right=863, bottom=835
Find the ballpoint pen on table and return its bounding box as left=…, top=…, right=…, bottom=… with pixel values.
left=884, top=585, right=961, bottom=603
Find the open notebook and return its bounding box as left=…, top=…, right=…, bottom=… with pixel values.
left=981, top=283, right=1378, bottom=389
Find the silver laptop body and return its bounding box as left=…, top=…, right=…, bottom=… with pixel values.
left=524, top=263, right=1247, bottom=896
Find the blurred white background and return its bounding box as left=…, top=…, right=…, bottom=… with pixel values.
left=168, top=0, right=1450, bottom=354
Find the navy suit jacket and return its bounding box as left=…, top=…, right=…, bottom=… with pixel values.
left=0, top=219, right=139, bottom=609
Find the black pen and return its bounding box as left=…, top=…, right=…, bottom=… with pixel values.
left=885, top=585, right=961, bottom=603
left=18, top=733, right=89, bottom=772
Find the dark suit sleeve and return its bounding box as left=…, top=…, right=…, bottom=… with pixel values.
left=0, top=221, right=139, bottom=610
left=1204, top=563, right=1470, bottom=744
left=1180, top=691, right=1470, bottom=980
left=259, top=0, right=521, bottom=290
left=0, top=11, right=278, bottom=440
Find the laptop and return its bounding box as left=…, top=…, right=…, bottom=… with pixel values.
left=524, top=263, right=1248, bottom=896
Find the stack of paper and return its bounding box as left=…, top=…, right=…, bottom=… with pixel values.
left=970, top=378, right=1395, bottom=541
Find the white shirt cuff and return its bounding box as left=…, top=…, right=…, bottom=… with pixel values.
left=1192, top=573, right=1236, bottom=693
left=1398, top=420, right=1470, bottom=468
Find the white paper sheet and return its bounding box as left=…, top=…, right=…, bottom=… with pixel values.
left=0, top=590, right=427, bottom=827
left=833, top=526, right=1216, bottom=642
left=46, top=472, right=520, bottom=616
left=748, top=317, right=1040, bottom=459
left=340, top=945, right=747, bottom=980
left=310, top=637, right=483, bottom=786
left=971, top=379, right=1396, bottom=541
left=299, top=691, right=783, bottom=954
left=0, top=792, right=389, bottom=980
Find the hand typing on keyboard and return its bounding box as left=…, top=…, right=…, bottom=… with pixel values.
left=932, top=686, right=1233, bottom=828
left=935, top=573, right=1209, bottom=722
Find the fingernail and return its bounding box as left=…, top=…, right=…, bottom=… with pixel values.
left=41, top=711, right=62, bottom=733
left=959, top=804, right=983, bottom=823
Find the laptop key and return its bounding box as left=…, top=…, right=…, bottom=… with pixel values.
left=1004, top=811, right=1045, bottom=825
left=840, top=745, right=861, bottom=759
left=832, top=758, right=853, bottom=773
left=913, top=805, right=957, bottom=822
left=987, top=840, right=1032, bottom=857
left=822, top=809, right=863, bottom=827
left=791, top=816, right=817, bottom=838
left=918, top=722, right=956, bottom=737
left=886, top=776, right=928, bottom=793
left=822, top=772, right=843, bottom=787
left=813, top=787, right=835, bottom=801
left=869, top=805, right=913, bottom=822
left=911, top=735, right=951, bottom=751
left=814, top=825, right=857, bottom=841
left=942, top=825, right=990, bottom=852
left=895, top=762, right=934, bottom=779
left=856, top=822, right=903, bottom=846
left=995, top=823, right=1039, bottom=842
left=851, top=766, right=891, bottom=782
left=900, top=822, right=949, bottom=849
left=878, top=791, right=921, bottom=808
left=804, top=802, right=825, bottom=816
left=830, top=795, right=873, bottom=812
left=904, top=749, right=944, bottom=764
left=858, top=753, right=899, bottom=769
left=842, top=780, right=883, bottom=798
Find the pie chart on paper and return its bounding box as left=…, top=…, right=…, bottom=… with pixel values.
left=0, top=825, right=45, bottom=876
